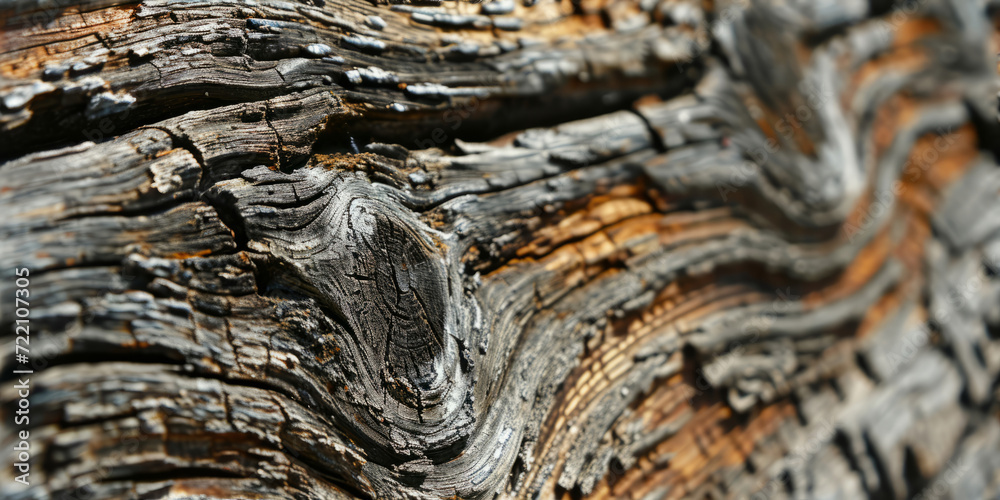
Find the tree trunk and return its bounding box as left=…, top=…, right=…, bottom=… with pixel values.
left=2, top=0, right=1000, bottom=499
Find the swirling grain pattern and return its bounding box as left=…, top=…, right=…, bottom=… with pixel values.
left=2, top=0, right=1000, bottom=499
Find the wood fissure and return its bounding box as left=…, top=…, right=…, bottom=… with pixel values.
left=2, top=0, right=1000, bottom=499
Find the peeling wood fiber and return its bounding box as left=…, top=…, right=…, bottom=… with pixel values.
left=2, top=0, right=1000, bottom=499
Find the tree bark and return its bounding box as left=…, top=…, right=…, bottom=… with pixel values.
left=2, top=0, right=1000, bottom=499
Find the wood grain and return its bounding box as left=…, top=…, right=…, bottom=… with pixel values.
left=2, top=0, right=1000, bottom=499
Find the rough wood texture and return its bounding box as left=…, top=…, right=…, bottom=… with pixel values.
left=2, top=0, right=1000, bottom=499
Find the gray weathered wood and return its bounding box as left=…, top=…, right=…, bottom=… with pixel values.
left=2, top=0, right=1000, bottom=499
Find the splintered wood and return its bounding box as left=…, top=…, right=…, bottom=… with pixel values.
left=2, top=0, right=1000, bottom=499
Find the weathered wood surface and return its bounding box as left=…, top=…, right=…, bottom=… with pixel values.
left=2, top=0, right=1000, bottom=499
